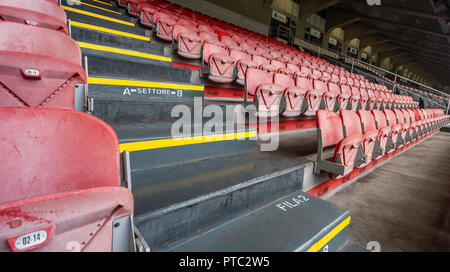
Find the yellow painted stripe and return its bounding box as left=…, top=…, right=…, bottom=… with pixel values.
left=88, top=77, right=204, bottom=91
left=62, top=6, right=134, bottom=26
left=119, top=131, right=258, bottom=152
left=91, top=0, right=112, bottom=6
left=70, top=21, right=150, bottom=41
left=67, top=0, right=121, bottom=14
left=306, top=216, right=351, bottom=252
left=77, top=42, right=171, bottom=62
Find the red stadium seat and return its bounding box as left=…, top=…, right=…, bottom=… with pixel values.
left=275, top=73, right=306, bottom=117
left=315, top=80, right=336, bottom=112
left=246, top=68, right=283, bottom=118
left=0, top=22, right=86, bottom=109
left=297, top=78, right=322, bottom=116
left=315, top=110, right=364, bottom=179
left=383, top=109, right=403, bottom=150
left=252, top=55, right=270, bottom=66
left=0, top=0, right=68, bottom=34
left=393, top=109, right=411, bottom=145
left=0, top=108, right=134, bottom=252
left=203, top=42, right=235, bottom=83
left=341, top=110, right=377, bottom=167
left=174, top=25, right=201, bottom=59
left=311, top=69, right=322, bottom=80
left=371, top=109, right=394, bottom=155
left=230, top=50, right=257, bottom=86
left=330, top=73, right=340, bottom=84
left=322, top=72, right=331, bottom=82
left=296, top=66, right=312, bottom=79
left=338, top=85, right=352, bottom=112
left=138, top=2, right=159, bottom=28
left=127, top=0, right=144, bottom=17
left=155, top=13, right=178, bottom=41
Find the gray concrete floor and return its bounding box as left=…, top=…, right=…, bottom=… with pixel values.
left=327, top=132, right=450, bottom=252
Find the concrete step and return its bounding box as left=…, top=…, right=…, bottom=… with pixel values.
left=117, top=121, right=257, bottom=170
left=165, top=190, right=351, bottom=252
left=63, top=0, right=147, bottom=36
left=74, top=28, right=171, bottom=66
left=133, top=149, right=306, bottom=251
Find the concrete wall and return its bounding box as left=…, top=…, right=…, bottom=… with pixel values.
left=169, top=0, right=270, bottom=34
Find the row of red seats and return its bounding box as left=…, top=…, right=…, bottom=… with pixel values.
left=315, top=108, right=449, bottom=179
left=201, top=40, right=393, bottom=92
left=120, top=0, right=417, bottom=113
left=0, top=1, right=134, bottom=252
left=245, top=68, right=417, bottom=118
left=122, top=1, right=374, bottom=85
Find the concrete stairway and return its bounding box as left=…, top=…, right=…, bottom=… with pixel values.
left=64, top=0, right=361, bottom=252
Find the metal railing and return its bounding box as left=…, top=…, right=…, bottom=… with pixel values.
left=295, top=38, right=450, bottom=113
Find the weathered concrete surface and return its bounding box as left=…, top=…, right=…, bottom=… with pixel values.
left=327, top=132, right=450, bottom=252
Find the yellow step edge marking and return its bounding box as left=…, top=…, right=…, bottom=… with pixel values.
left=88, top=77, right=204, bottom=91
left=119, top=131, right=257, bottom=152
left=77, top=42, right=172, bottom=62
left=66, top=0, right=121, bottom=14
left=306, top=216, right=351, bottom=252
left=62, top=6, right=134, bottom=26
left=70, top=21, right=150, bottom=41
left=91, top=0, right=112, bottom=6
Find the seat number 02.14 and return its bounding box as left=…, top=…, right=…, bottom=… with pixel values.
left=14, top=230, right=48, bottom=250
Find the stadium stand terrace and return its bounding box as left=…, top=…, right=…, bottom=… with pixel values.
left=0, top=0, right=449, bottom=252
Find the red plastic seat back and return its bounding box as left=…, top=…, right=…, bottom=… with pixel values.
left=313, top=80, right=328, bottom=93
left=296, top=77, right=313, bottom=91
left=230, top=50, right=250, bottom=62
left=341, top=85, right=352, bottom=96
left=0, top=22, right=86, bottom=109
left=199, top=31, right=219, bottom=43
left=270, top=59, right=285, bottom=70
left=384, top=109, right=398, bottom=126
left=0, top=108, right=121, bottom=204
left=246, top=68, right=272, bottom=96
left=203, top=42, right=228, bottom=64
left=0, top=0, right=68, bottom=34
left=173, top=24, right=196, bottom=41
left=393, top=109, right=406, bottom=124
left=328, top=82, right=341, bottom=94
left=317, top=110, right=344, bottom=148
left=253, top=55, right=269, bottom=66
left=401, top=109, right=411, bottom=123
left=286, top=63, right=300, bottom=73
left=371, top=109, right=388, bottom=129
left=341, top=110, right=363, bottom=137
left=358, top=110, right=377, bottom=132
left=273, top=73, right=295, bottom=89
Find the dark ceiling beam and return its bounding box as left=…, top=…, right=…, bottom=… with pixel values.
left=387, top=40, right=450, bottom=58
left=393, top=45, right=450, bottom=65
left=342, top=23, right=378, bottom=44
left=378, top=29, right=450, bottom=49
left=324, top=9, right=362, bottom=34
left=339, top=0, right=450, bottom=20
left=377, top=50, right=407, bottom=64
left=372, top=45, right=401, bottom=54
left=359, top=34, right=391, bottom=48
left=298, top=0, right=341, bottom=22
left=332, top=8, right=450, bottom=39
left=388, top=52, right=409, bottom=59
